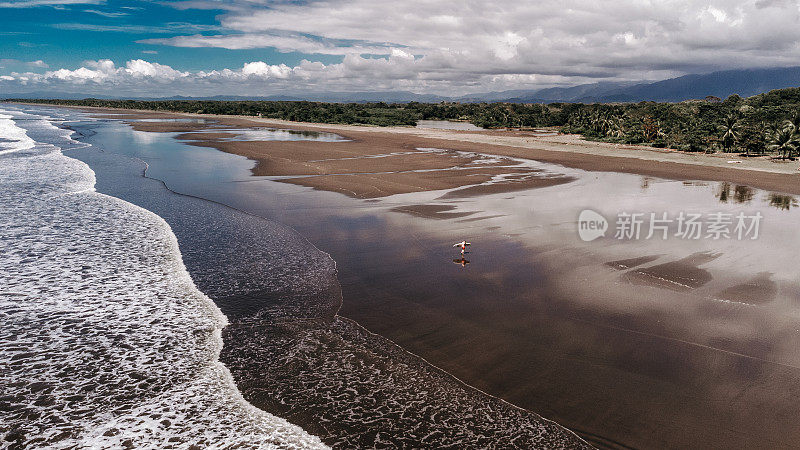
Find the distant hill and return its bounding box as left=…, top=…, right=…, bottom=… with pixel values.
left=500, top=81, right=637, bottom=103
left=5, top=67, right=800, bottom=104
left=504, top=67, right=800, bottom=103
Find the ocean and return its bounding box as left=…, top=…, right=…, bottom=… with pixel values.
left=0, top=106, right=326, bottom=448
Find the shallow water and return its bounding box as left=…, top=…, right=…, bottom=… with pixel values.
left=184, top=126, right=349, bottom=142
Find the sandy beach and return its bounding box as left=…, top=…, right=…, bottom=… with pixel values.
left=56, top=105, right=800, bottom=198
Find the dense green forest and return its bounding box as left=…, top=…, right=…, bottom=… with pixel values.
left=11, top=87, right=800, bottom=157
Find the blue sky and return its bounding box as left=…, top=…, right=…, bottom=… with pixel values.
left=2, top=0, right=800, bottom=97
left=0, top=0, right=341, bottom=71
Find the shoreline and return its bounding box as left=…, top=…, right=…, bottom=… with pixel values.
left=0, top=104, right=328, bottom=449
left=21, top=102, right=800, bottom=197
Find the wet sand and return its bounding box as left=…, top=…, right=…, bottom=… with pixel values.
left=389, top=204, right=476, bottom=219
left=623, top=252, right=719, bottom=292
left=715, top=272, right=779, bottom=305
left=138, top=120, right=576, bottom=199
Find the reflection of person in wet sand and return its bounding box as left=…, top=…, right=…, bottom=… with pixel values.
left=452, top=240, right=471, bottom=266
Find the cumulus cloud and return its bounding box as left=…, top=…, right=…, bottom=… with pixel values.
left=24, top=59, right=189, bottom=85
left=125, top=60, right=187, bottom=80
left=241, top=61, right=292, bottom=78
left=0, top=56, right=541, bottom=96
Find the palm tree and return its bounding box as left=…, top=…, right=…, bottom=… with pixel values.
left=641, top=116, right=661, bottom=142
left=767, top=125, right=799, bottom=160
left=568, top=110, right=588, bottom=130
left=718, top=114, right=740, bottom=152
left=740, top=121, right=768, bottom=156
left=589, top=110, right=609, bottom=135
left=784, top=110, right=800, bottom=134
left=606, top=116, right=626, bottom=138
left=765, top=121, right=782, bottom=137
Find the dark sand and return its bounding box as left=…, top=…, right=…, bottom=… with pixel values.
left=389, top=204, right=476, bottom=220
left=715, top=272, right=779, bottom=305
left=623, top=252, right=720, bottom=292
left=605, top=255, right=662, bottom=270
left=107, top=114, right=576, bottom=199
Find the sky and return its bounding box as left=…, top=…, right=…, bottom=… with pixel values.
left=2, top=0, right=800, bottom=97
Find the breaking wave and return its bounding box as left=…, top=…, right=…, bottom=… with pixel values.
left=0, top=106, right=326, bottom=449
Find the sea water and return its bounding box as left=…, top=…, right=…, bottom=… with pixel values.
left=0, top=106, right=326, bottom=449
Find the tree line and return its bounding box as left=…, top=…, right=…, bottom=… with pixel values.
left=11, top=86, right=800, bottom=158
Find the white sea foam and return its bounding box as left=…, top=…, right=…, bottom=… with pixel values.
left=0, top=113, right=36, bottom=155
left=0, top=107, right=327, bottom=449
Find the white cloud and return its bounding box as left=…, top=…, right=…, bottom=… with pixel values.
left=51, top=22, right=222, bottom=34
left=7, top=0, right=800, bottom=96
left=241, top=61, right=292, bottom=78
left=139, top=33, right=400, bottom=55
left=0, top=0, right=102, bottom=7
left=17, top=59, right=188, bottom=85
left=49, top=67, right=104, bottom=82
left=0, top=59, right=48, bottom=69
left=136, top=0, right=800, bottom=92
left=83, top=8, right=127, bottom=17
left=124, top=59, right=187, bottom=80
left=1, top=56, right=544, bottom=96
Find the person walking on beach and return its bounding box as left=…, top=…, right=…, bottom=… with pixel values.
left=453, top=240, right=470, bottom=255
